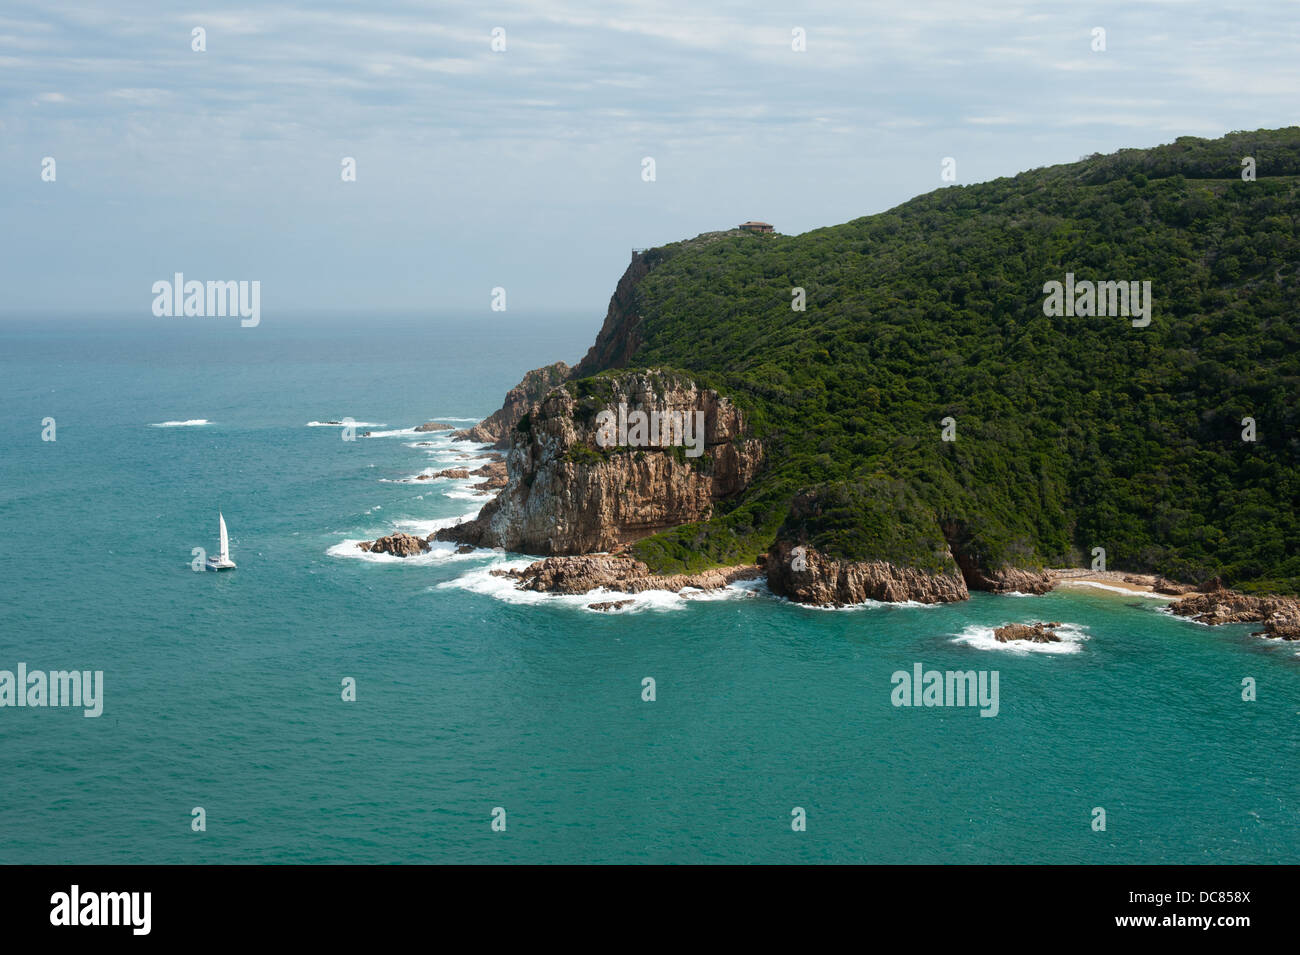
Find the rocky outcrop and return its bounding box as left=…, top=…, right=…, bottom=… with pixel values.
left=764, top=540, right=968, bottom=607
left=470, top=460, right=507, bottom=492
left=495, top=555, right=761, bottom=595
left=438, top=370, right=763, bottom=554
left=452, top=362, right=570, bottom=448
left=415, top=468, right=469, bottom=480
left=357, top=532, right=430, bottom=557
left=965, top=565, right=1056, bottom=595
left=1171, top=590, right=1300, bottom=639
left=414, top=421, right=456, bottom=432
left=995, top=621, right=1062, bottom=643
left=938, top=544, right=1049, bottom=597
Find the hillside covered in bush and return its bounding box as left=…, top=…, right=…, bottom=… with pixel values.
left=558, top=128, right=1300, bottom=593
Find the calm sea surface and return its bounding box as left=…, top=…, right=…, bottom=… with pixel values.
left=1, top=314, right=1297, bottom=863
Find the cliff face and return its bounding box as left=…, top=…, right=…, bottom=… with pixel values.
left=573, top=236, right=740, bottom=377
left=438, top=370, right=763, bottom=554
left=572, top=251, right=655, bottom=377
left=452, top=361, right=570, bottom=448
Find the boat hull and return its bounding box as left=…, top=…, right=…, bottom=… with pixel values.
left=205, top=558, right=237, bottom=571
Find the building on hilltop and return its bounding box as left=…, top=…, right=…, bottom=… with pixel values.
left=738, top=221, right=774, bottom=234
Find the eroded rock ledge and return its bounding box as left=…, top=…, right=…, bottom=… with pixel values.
left=961, top=566, right=1055, bottom=595
left=764, top=540, right=968, bottom=606
left=494, top=555, right=761, bottom=595
left=1171, top=590, right=1300, bottom=640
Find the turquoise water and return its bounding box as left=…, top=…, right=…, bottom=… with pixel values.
left=2, top=314, right=1297, bottom=864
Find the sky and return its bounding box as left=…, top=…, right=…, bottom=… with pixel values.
left=2, top=0, right=1298, bottom=317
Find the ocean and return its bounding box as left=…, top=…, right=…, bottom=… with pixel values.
left=1, top=313, right=1297, bottom=864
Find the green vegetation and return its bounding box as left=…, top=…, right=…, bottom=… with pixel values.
left=603, top=128, right=1300, bottom=590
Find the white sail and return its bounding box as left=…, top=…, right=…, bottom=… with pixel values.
left=218, top=512, right=229, bottom=560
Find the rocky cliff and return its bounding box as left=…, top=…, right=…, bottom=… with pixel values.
left=452, top=361, right=571, bottom=448
left=438, top=369, right=764, bottom=554
left=764, top=540, right=969, bottom=606
left=573, top=235, right=742, bottom=377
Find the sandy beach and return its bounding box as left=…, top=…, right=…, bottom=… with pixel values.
left=1047, top=569, right=1175, bottom=598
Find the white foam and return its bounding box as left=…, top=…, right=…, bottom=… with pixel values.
left=361, top=427, right=418, bottom=438
left=327, top=537, right=492, bottom=565
left=782, top=594, right=945, bottom=611
left=392, top=510, right=481, bottom=537
left=150, top=419, right=210, bottom=427
left=440, top=562, right=761, bottom=613
left=1157, top=606, right=1213, bottom=625
left=380, top=467, right=469, bottom=485
left=306, top=420, right=384, bottom=427
left=951, top=622, right=1089, bottom=654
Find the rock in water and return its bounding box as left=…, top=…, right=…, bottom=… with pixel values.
left=994, top=622, right=1062, bottom=643
left=588, top=600, right=635, bottom=612
left=356, top=532, right=430, bottom=557
left=1173, top=590, right=1300, bottom=639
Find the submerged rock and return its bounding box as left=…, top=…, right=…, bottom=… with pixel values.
left=588, top=599, right=635, bottom=612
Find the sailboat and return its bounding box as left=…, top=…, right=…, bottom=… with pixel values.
left=205, top=511, right=237, bottom=571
